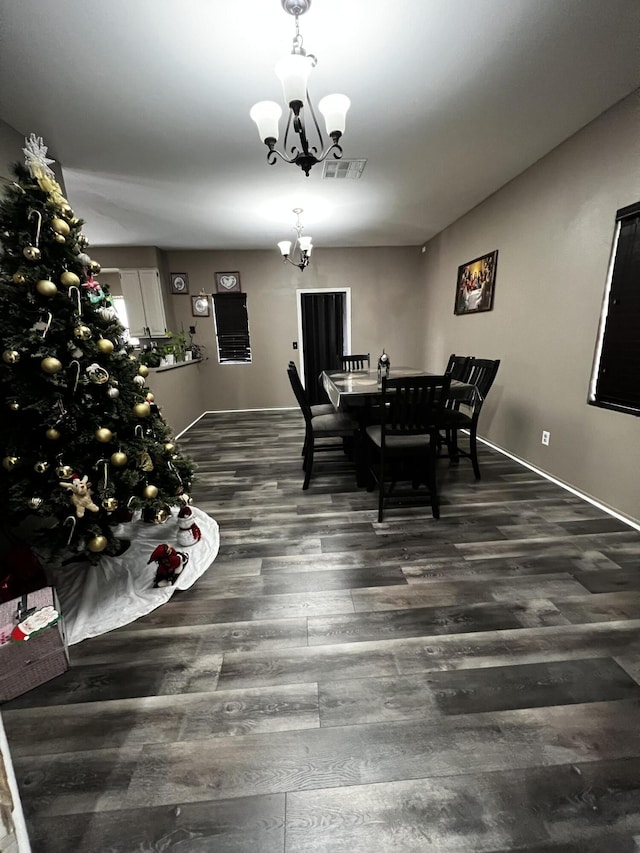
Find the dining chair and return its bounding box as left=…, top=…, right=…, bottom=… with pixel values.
left=365, top=374, right=451, bottom=521
left=340, top=353, right=370, bottom=371
left=439, top=358, right=500, bottom=480
left=445, top=353, right=473, bottom=381
left=287, top=363, right=358, bottom=489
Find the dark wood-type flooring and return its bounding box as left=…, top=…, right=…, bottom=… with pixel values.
left=4, top=409, right=640, bottom=852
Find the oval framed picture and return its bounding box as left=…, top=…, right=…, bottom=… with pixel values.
left=170, top=272, right=189, bottom=294
left=191, top=295, right=210, bottom=317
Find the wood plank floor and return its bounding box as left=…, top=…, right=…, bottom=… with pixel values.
left=3, top=409, right=640, bottom=852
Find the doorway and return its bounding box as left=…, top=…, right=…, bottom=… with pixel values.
left=297, top=288, right=351, bottom=405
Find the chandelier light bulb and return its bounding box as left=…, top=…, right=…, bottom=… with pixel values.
left=278, top=240, right=292, bottom=257
left=250, top=101, right=282, bottom=143
left=318, top=93, right=351, bottom=136
left=275, top=53, right=314, bottom=106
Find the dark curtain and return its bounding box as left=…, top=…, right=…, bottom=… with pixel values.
left=301, top=292, right=345, bottom=405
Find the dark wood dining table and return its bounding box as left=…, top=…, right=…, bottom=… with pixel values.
left=320, top=367, right=476, bottom=486
left=321, top=367, right=475, bottom=410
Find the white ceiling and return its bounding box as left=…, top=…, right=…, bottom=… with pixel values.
left=1, top=0, right=638, bottom=251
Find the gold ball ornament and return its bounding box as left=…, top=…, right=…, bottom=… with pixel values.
left=2, top=456, right=19, bottom=471
left=8, top=400, right=20, bottom=411
left=97, top=338, right=114, bottom=354
left=36, top=279, right=58, bottom=297
left=143, top=484, right=158, bottom=499
left=74, top=324, right=92, bottom=341
left=51, top=217, right=71, bottom=236
left=28, top=496, right=43, bottom=509
left=23, top=245, right=41, bottom=261
left=41, top=357, right=62, bottom=374
left=53, top=233, right=66, bottom=244
left=90, top=261, right=101, bottom=274
left=56, top=464, right=74, bottom=479
left=45, top=428, right=61, bottom=440
left=102, top=497, right=118, bottom=512
left=87, top=535, right=108, bottom=553
left=3, top=350, right=20, bottom=364
left=34, top=460, right=50, bottom=474
left=134, top=375, right=145, bottom=387
left=12, top=271, right=27, bottom=285
left=61, top=204, right=74, bottom=220
left=60, top=270, right=80, bottom=288
left=138, top=365, right=149, bottom=378
left=110, top=451, right=128, bottom=467
left=164, top=442, right=175, bottom=453
left=95, top=428, right=113, bottom=443
left=146, top=392, right=155, bottom=402
left=133, top=402, right=151, bottom=418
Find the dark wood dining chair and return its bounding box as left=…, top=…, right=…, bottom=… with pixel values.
left=365, top=374, right=451, bottom=521
left=439, top=358, right=500, bottom=480
left=287, top=363, right=358, bottom=489
left=445, top=353, right=473, bottom=381
left=340, top=353, right=370, bottom=371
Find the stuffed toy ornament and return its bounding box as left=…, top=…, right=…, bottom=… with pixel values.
left=148, top=544, right=189, bottom=588
left=59, top=474, right=100, bottom=518
left=176, top=505, right=202, bottom=547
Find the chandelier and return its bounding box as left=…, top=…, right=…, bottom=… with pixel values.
left=249, top=0, right=350, bottom=176
left=278, top=208, right=313, bottom=270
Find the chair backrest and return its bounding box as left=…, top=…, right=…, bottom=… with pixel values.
left=380, top=374, right=451, bottom=438
left=445, top=353, right=473, bottom=382
left=465, top=358, right=500, bottom=416
left=287, top=362, right=312, bottom=424
left=340, top=353, right=370, bottom=371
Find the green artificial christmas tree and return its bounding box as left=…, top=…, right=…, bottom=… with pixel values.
left=0, top=135, right=195, bottom=564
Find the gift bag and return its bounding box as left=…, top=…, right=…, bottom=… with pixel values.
left=0, top=587, right=69, bottom=703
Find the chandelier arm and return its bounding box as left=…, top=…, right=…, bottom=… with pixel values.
left=266, top=146, right=296, bottom=166
left=304, top=87, right=325, bottom=154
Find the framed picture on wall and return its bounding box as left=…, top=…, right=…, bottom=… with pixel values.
left=454, top=250, right=498, bottom=315
left=215, top=271, right=241, bottom=293
left=191, top=294, right=210, bottom=317
left=170, top=272, right=190, bottom=294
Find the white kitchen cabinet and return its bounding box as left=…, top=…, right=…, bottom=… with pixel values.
left=119, top=269, right=167, bottom=337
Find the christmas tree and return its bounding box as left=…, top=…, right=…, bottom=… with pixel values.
left=0, top=135, right=195, bottom=564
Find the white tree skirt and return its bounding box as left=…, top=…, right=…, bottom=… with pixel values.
left=51, top=506, right=219, bottom=645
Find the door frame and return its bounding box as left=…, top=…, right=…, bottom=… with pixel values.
left=296, top=288, right=352, bottom=388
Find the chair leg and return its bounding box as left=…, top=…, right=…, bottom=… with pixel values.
left=448, top=427, right=460, bottom=463
left=470, top=427, right=481, bottom=480
left=428, top=441, right=440, bottom=519
left=303, top=440, right=313, bottom=489
left=377, top=450, right=386, bottom=521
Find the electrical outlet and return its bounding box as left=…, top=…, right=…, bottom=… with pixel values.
left=541, top=430, right=550, bottom=446
left=292, top=342, right=298, bottom=350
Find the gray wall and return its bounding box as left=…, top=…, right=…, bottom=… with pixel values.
left=420, top=90, right=640, bottom=524
left=162, top=246, right=425, bottom=412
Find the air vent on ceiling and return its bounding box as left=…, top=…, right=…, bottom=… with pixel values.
left=322, top=158, right=367, bottom=180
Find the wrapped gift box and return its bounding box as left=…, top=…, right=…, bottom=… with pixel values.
left=0, top=587, right=69, bottom=703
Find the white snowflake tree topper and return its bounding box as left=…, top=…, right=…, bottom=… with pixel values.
left=23, top=133, right=56, bottom=180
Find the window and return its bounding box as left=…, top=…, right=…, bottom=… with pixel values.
left=589, top=201, right=640, bottom=415
left=212, top=293, right=251, bottom=363
left=112, top=294, right=140, bottom=346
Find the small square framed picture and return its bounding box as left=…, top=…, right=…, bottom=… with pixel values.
left=191, top=294, right=210, bottom=317
left=215, top=271, right=241, bottom=293
left=170, top=272, right=189, bottom=294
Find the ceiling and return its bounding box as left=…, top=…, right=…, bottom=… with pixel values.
left=0, top=0, right=638, bottom=252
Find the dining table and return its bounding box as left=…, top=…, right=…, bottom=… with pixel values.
left=320, top=366, right=477, bottom=486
